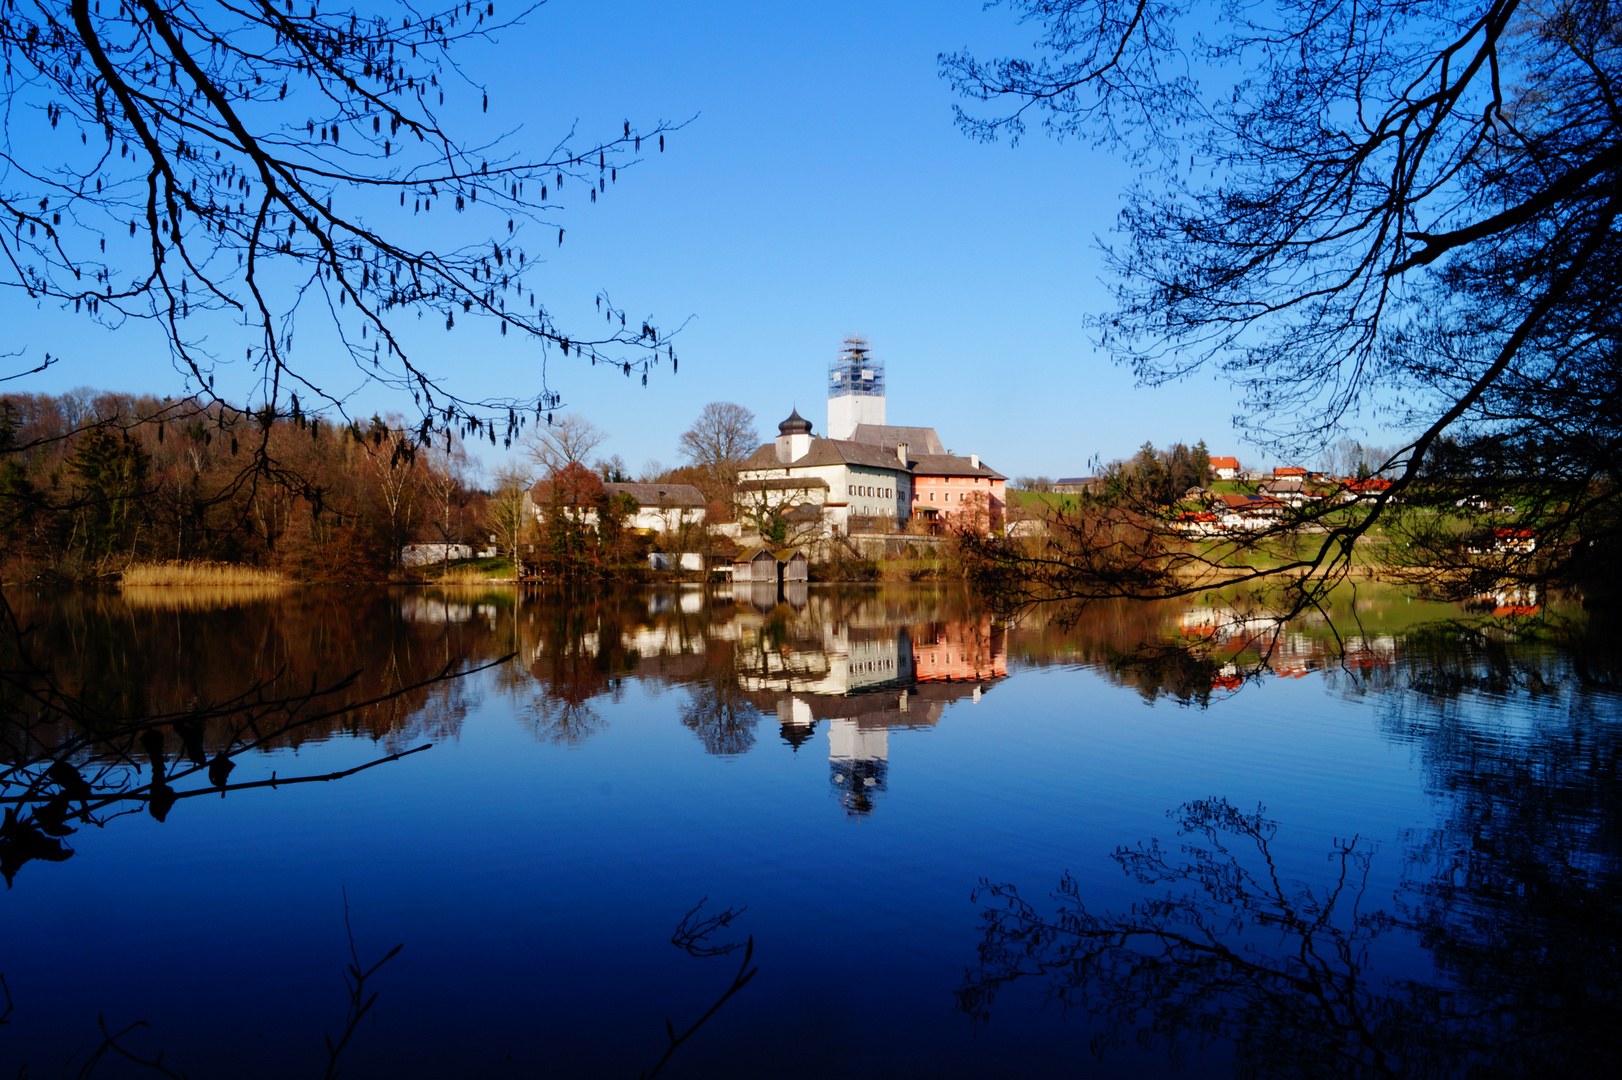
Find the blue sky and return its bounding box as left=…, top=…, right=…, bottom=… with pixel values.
left=5, top=0, right=1299, bottom=479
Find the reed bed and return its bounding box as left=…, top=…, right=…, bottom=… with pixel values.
left=424, top=564, right=512, bottom=584
left=120, top=560, right=291, bottom=587
left=116, top=584, right=293, bottom=611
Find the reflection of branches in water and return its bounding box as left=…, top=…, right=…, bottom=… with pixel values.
left=7, top=897, right=756, bottom=1079
left=642, top=898, right=758, bottom=1080
left=958, top=800, right=1466, bottom=1077
left=520, top=694, right=607, bottom=747
left=0, top=591, right=507, bottom=884
left=3, top=899, right=405, bottom=1078
left=322, top=895, right=406, bottom=1080
left=679, top=670, right=762, bottom=757
left=961, top=785, right=1622, bottom=1075
left=671, top=896, right=749, bottom=958
left=1379, top=642, right=1622, bottom=1074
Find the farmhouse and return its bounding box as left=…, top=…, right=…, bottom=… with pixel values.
left=526, top=480, right=706, bottom=534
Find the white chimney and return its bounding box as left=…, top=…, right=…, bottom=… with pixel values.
left=896, top=441, right=908, bottom=465
left=970, top=454, right=979, bottom=469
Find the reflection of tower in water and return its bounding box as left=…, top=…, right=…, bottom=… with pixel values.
left=828, top=718, right=888, bottom=815
left=742, top=618, right=1005, bottom=816
left=776, top=695, right=817, bottom=751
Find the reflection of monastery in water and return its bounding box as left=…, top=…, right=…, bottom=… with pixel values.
left=423, top=584, right=1009, bottom=816
left=733, top=604, right=1006, bottom=815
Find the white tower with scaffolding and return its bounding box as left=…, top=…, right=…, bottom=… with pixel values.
left=827, top=336, right=885, bottom=441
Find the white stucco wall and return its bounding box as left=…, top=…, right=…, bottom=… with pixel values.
left=827, top=393, right=885, bottom=441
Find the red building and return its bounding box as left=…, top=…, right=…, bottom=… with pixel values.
left=909, top=453, right=1007, bottom=536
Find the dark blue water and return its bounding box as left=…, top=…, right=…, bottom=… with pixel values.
left=2, top=585, right=1616, bottom=1077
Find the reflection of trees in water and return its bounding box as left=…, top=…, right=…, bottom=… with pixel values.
left=959, top=800, right=1421, bottom=1076
left=505, top=593, right=638, bottom=746
left=1001, top=586, right=1611, bottom=710
left=1003, top=597, right=1230, bottom=705
left=679, top=646, right=762, bottom=756
left=1380, top=626, right=1622, bottom=1074
left=520, top=694, right=607, bottom=747
left=961, top=628, right=1622, bottom=1075
left=3, top=588, right=500, bottom=753
left=0, top=589, right=508, bottom=884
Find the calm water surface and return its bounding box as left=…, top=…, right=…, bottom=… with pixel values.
left=2, top=584, right=1617, bottom=1077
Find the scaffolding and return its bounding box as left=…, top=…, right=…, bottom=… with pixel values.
left=828, top=336, right=885, bottom=398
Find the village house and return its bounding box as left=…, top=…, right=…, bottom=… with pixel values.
left=1210, top=456, right=1241, bottom=480
left=1171, top=511, right=1224, bottom=536
left=400, top=541, right=483, bottom=567
left=525, top=480, right=707, bottom=534
left=1256, top=477, right=1327, bottom=508
left=1464, top=528, right=1537, bottom=556
left=1213, top=492, right=1287, bottom=530
left=1339, top=477, right=1394, bottom=502
left=908, top=452, right=1006, bottom=535
left=845, top=421, right=1007, bottom=533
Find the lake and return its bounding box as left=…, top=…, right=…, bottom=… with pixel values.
left=2, top=583, right=1617, bottom=1078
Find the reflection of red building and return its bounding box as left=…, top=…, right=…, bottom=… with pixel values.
left=912, top=619, right=1007, bottom=682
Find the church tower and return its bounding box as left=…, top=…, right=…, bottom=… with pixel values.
left=826, top=336, right=885, bottom=441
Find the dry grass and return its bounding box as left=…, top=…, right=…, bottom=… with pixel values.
left=116, top=584, right=293, bottom=611
left=120, top=560, right=291, bottom=587
left=427, top=565, right=510, bottom=584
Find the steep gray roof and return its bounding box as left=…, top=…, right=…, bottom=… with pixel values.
left=909, top=454, right=1006, bottom=480
left=741, top=437, right=911, bottom=473
left=736, top=476, right=831, bottom=492
left=606, top=482, right=708, bottom=507
left=849, top=424, right=945, bottom=455
left=527, top=479, right=707, bottom=508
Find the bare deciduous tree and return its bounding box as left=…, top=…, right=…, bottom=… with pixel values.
left=1, top=2, right=682, bottom=446
left=487, top=464, right=531, bottom=577
left=520, top=412, right=607, bottom=477
left=678, top=402, right=758, bottom=501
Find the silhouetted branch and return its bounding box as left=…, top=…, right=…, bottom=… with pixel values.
left=639, top=935, right=758, bottom=1080
left=670, top=896, right=749, bottom=958
left=323, top=892, right=405, bottom=1080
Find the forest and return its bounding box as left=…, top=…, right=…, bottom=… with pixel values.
left=0, top=391, right=487, bottom=582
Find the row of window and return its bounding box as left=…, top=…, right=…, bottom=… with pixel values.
left=844, top=478, right=997, bottom=502
left=849, top=483, right=894, bottom=499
